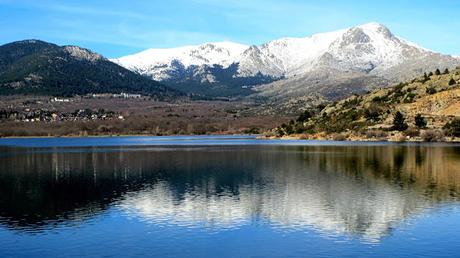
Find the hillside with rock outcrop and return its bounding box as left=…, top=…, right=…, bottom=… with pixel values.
left=271, top=67, right=460, bottom=142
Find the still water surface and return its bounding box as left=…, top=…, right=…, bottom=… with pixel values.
left=0, top=136, right=460, bottom=257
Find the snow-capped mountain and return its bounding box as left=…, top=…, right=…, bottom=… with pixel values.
left=239, top=23, right=425, bottom=77
left=113, top=41, right=248, bottom=81
left=113, top=22, right=460, bottom=98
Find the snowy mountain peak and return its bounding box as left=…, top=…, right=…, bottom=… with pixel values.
left=113, top=41, right=248, bottom=67
left=112, top=23, right=459, bottom=94
left=111, top=41, right=248, bottom=80
left=357, top=22, right=390, bottom=31
left=235, top=22, right=418, bottom=77
left=199, top=41, right=248, bottom=51
left=114, top=22, right=415, bottom=79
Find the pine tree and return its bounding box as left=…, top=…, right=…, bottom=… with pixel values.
left=448, top=78, right=456, bottom=85
left=423, top=72, right=429, bottom=82
left=415, top=114, right=427, bottom=129
left=297, top=110, right=312, bottom=123
left=435, top=69, right=441, bottom=75
left=428, top=71, right=434, bottom=77
left=393, top=111, right=408, bottom=131
left=444, top=68, right=450, bottom=74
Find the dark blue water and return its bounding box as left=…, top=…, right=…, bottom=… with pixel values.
left=0, top=136, right=460, bottom=257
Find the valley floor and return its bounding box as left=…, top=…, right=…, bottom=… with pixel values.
left=0, top=95, right=292, bottom=137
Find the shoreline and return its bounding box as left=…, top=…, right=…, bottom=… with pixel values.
left=259, top=134, right=460, bottom=143
left=0, top=133, right=256, bottom=139
left=1, top=133, right=459, bottom=143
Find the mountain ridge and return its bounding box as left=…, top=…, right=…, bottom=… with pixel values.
left=0, top=39, right=181, bottom=98
left=113, top=22, right=460, bottom=98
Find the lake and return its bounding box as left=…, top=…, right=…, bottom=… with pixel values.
left=0, top=136, right=460, bottom=257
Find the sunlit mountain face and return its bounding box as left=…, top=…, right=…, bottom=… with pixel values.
left=112, top=23, right=460, bottom=98
left=0, top=145, right=459, bottom=242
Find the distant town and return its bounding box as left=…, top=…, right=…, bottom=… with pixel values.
left=0, top=93, right=146, bottom=123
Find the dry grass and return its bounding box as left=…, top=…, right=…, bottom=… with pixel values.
left=0, top=95, right=293, bottom=137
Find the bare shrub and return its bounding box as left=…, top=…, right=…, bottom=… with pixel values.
left=395, top=134, right=407, bottom=142
left=298, top=134, right=309, bottom=140
left=444, top=119, right=460, bottom=137
left=332, top=133, right=347, bottom=141
left=404, top=127, right=420, bottom=137
left=421, top=130, right=445, bottom=142
left=365, top=130, right=388, bottom=139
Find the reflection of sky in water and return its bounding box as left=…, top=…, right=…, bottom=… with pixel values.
left=2, top=204, right=460, bottom=257
left=2, top=135, right=458, bottom=148
left=0, top=138, right=460, bottom=257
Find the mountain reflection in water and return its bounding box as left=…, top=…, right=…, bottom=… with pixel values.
left=0, top=145, right=459, bottom=242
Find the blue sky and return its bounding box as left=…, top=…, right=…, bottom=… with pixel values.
left=1, top=0, right=459, bottom=58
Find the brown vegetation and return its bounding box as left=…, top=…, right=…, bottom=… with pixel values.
left=0, top=96, right=292, bottom=137
left=272, top=67, right=460, bottom=142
